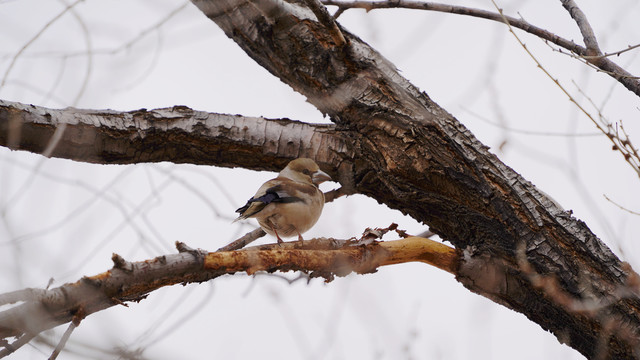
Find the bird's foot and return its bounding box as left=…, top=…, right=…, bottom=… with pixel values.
left=272, top=227, right=284, bottom=245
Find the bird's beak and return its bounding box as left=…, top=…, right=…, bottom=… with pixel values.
left=312, top=170, right=332, bottom=185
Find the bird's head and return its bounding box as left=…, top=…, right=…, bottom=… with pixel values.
left=279, top=158, right=332, bottom=186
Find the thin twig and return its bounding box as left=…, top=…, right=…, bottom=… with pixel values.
left=324, top=186, right=350, bottom=203
left=584, top=43, right=640, bottom=60
left=0, top=1, right=190, bottom=61
left=217, top=228, right=266, bottom=252
left=0, top=333, right=37, bottom=358
left=461, top=106, right=601, bottom=137
left=48, top=308, right=84, bottom=360
left=322, top=0, right=585, bottom=55
left=320, top=0, right=640, bottom=96
left=63, top=0, right=93, bottom=106
left=559, top=0, right=602, bottom=56
left=619, top=122, right=640, bottom=167
left=0, top=0, right=84, bottom=92
left=604, top=194, right=640, bottom=216
left=332, top=6, right=347, bottom=19
left=544, top=42, right=640, bottom=79
left=571, top=83, right=640, bottom=172
left=490, top=0, right=640, bottom=179
left=304, top=0, right=346, bottom=46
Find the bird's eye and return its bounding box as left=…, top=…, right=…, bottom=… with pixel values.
left=302, top=169, right=311, bottom=175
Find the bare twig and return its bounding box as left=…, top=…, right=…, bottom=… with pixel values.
left=544, top=42, right=640, bottom=80
left=559, top=0, right=602, bottom=56
left=217, top=228, right=266, bottom=252
left=63, top=0, right=92, bottom=106
left=332, top=6, right=347, bottom=19
left=0, top=332, right=37, bottom=358
left=48, top=308, right=85, bottom=360
left=0, top=0, right=84, bottom=92
left=490, top=0, right=640, bottom=178
left=585, top=43, right=640, bottom=60
left=571, top=83, right=640, bottom=174
left=604, top=194, right=640, bottom=216
left=320, top=0, right=640, bottom=97
left=0, top=1, right=191, bottom=61
left=461, top=106, right=601, bottom=137
left=321, top=0, right=584, bottom=54
left=323, top=186, right=350, bottom=203
left=305, top=0, right=346, bottom=46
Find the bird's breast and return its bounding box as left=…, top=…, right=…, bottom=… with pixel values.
left=257, top=190, right=324, bottom=238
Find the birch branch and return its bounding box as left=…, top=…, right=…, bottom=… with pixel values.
left=0, top=99, right=348, bottom=172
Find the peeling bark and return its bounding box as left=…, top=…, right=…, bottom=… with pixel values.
left=0, top=99, right=347, bottom=171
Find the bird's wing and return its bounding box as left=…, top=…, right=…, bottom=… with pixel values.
left=234, top=178, right=309, bottom=220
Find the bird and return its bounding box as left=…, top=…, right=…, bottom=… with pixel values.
left=234, top=158, right=332, bottom=244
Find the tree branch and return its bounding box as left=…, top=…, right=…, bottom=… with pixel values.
left=304, top=0, right=346, bottom=47
left=217, top=228, right=267, bottom=252
left=320, top=0, right=640, bottom=97
left=0, top=99, right=349, bottom=173
left=0, top=332, right=36, bottom=358
left=48, top=310, right=83, bottom=360
left=0, top=237, right=457, bottom=345
left=559, top=0, right=602, bottom=56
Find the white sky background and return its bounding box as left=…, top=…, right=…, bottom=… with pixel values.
left=0, top=0, right=639, bottom=359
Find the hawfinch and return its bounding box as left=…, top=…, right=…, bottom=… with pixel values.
left=235, top=158, right=331, bottom=243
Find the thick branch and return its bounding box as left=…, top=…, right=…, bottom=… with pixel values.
left=0, top=99, right=348, bottom=173
left=0, top=237, right=456, bottom=342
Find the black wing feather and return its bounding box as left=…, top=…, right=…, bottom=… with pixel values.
left=235, top=185, right=304, bottom=217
